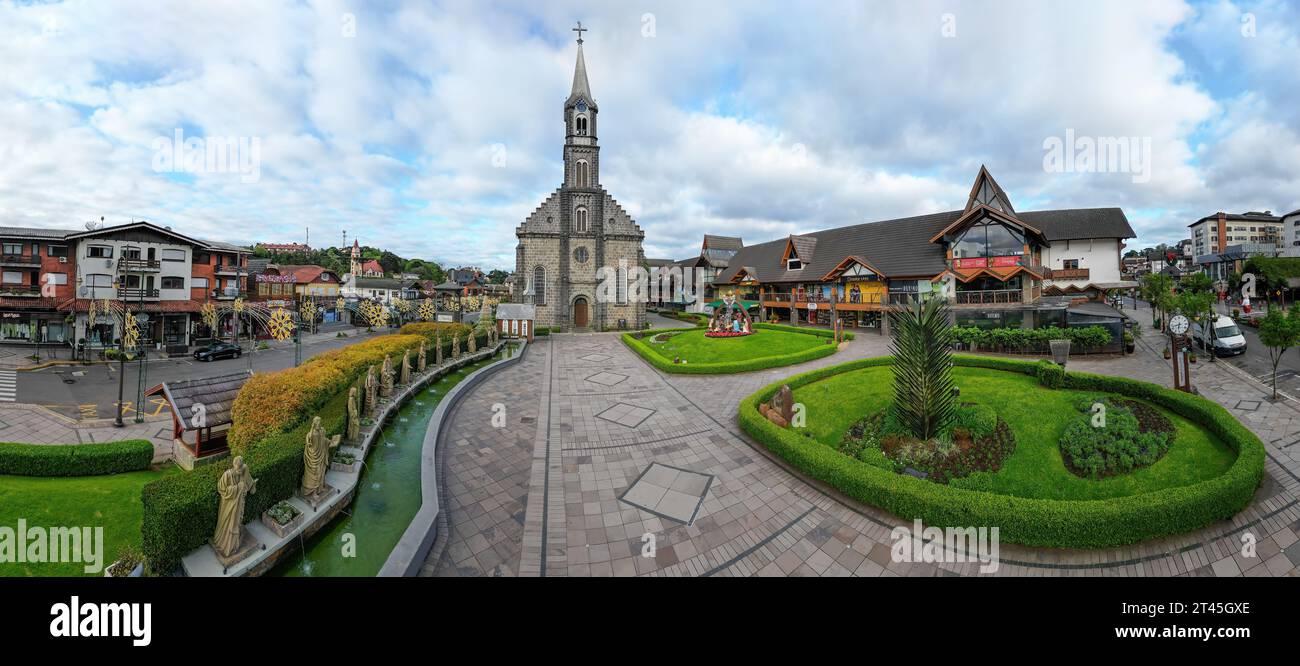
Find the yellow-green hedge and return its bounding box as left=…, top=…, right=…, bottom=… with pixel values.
left=738, top=355, right=1265, bottom=548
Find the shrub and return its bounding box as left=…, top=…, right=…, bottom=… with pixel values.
left=1058, top=398, right=1174, bottom=478
left=1035, top=359, right=1065, bottom=388
left=397, top=322, right=472, bottom=341
left=621, top=326, right=838, bottom=374
left=951, top=325, right=1113, bottom=353
left=0, top=439, right=154, bottom=476
left=738, top=355, right=1264, bottom=548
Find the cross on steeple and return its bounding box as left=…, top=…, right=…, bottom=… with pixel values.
left=572, top=21, right=587, bottom=44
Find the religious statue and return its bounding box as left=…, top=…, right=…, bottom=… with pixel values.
left=766, top=385, right=795, bottom=427
left=300, top=416, right=340, bottom=499
left=400, top=349, right=412, bottom=384
left=346, top=387, right=361, bottom=442
left=468, top=331, right=477, bottom=353
left=435, top=334, right=444, bottom=366
left=417, top=341, right=427, bottom=372
left=381, top=354, right=395, bottom=397
left=212, top=456, right=257, bottom=558
left=364, top=365, right=378, bottom=418
left=451, top=333, right=461, bottom=359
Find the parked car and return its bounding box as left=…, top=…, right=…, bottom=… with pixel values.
left=193, top=341, right=243, bottom=361
left=1191, top=315, right=1247, bottom=357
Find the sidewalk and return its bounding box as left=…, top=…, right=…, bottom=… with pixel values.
left=0, top=403, right=172, bottom=462
left=0, top=324, right=376, bottom=371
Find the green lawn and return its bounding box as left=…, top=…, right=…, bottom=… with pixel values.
left=792, top=366, right=1237, bottom=501
left=645, top=328, right=828, bottom=364
left=0, top=466, right=179, bottom=577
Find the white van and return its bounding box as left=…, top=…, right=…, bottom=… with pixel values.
left=1191, top=315, right=1247, bottom=357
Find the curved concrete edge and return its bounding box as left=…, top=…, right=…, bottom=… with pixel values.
left=379, top=339, right=530, bottom=577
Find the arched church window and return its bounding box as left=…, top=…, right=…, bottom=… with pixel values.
left=576, top=115, right=587, bottom=135
left=533, top=266, right=546, bottom=305
left=575, top=207, right=588, bottom=233
left=576, top=161, right=588, bottom=187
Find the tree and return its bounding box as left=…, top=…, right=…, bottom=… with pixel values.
left=487, top=269, right=509, bottom=284
left=1140, top=272, right=1174, bottom=329
left=1257, top=306, right=1300, bottom=400
left=889, top=296, right=956, bottom=441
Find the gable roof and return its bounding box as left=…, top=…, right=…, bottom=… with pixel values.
left=717, top=207, right=1134, bottom=284
left=496, top=303, right=536, bottom=320
left=359, top=259, right=384, bottom=273
left=146, top=371, right=251, bottom=432
left=702, top=235, right=743, bottom=252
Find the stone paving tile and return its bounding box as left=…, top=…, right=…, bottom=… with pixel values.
left=422, top=305, right=1300, bottom=577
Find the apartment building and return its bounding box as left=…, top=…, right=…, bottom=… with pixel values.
left=1189, top=211, right=1282, bottom=257
left=0, top=221, right=249, bottom=351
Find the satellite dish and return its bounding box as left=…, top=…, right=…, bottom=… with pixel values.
left=84, top=220, right=98, bottom=231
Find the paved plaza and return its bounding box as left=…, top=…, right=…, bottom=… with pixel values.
left=424, top=312, right=1300, bottom=577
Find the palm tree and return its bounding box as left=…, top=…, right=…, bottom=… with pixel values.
left=889, top=296, right=956, bottom=440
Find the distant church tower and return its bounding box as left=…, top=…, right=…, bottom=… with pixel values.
left=515, top=22, right=646, bottom=331
left=350, top=239, right=361, bottom=278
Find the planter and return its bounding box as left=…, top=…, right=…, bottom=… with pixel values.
left=261, top=502, right=305, bottom=539
left=104, top=560, right=143, bottom=578
left=330, top=460, right=359, bottom=473
left=1163, top=348, right=1172, bottom=360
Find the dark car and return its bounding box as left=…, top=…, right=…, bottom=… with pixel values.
left=193, top=341, right=243, bottom=362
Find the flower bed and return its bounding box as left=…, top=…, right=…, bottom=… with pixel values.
left=623, top=323, right=841, bottom=374
left=738, top=355, right=1264, bottom=548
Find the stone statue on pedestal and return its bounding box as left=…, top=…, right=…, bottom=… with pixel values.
left=346, top=387, right=360, bottom=442
left=364, top=365, right=378, bottom=418
left=401, top=349, right=412, bottom=384
left=452, top=333, right=461, bottom=359
left=468, top=332, right=477, bottom=353
left=212, top=456, right=257, bottom=558
left=381, top=355, right=394, bottom=397
left=435, top=334, right=444, bottom=366
left=300, top=416, right=340, bottom=500
left=418, top=341, right=427, bottom=372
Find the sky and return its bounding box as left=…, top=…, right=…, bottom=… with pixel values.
left=0, top=0, right=1297, bottom=270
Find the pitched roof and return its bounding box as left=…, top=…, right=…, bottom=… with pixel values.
left=568, top=42, right=594, bottom=106
left=496, top=303, right=535, bottom=320
left=270, top=264, right=337, bottom=284
left=718, top=207, right=1134, bottom=284
left=702, top=235, right=743, bottom=252
left=354, top=276, right=408, bottom=290
left=146, top=371, right=251, bottom=432
left=359, top=259, right=384, bottom=273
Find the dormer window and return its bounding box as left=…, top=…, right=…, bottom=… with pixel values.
left=787, top=257, right=802, bottom=270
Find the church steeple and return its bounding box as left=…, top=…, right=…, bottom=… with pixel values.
left=564, top=21, right=598, bottom=188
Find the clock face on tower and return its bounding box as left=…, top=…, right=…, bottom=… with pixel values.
left=1168, top=315, right=1189, bottom=336
left=576, top=100, right=587, bottom=112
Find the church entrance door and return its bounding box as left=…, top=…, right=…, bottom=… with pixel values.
left=573, top=297, right=589, bottom=328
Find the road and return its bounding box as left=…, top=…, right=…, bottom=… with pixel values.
left=16, top=325, right=384, bottom=420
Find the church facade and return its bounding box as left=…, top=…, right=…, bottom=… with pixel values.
left=514, top=28, right=645, bottom=331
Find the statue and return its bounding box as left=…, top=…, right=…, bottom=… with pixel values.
left=452, top=333, right=461, bottom=359
left=468, top=331, right=477, bottom=353
left=767, top=385, right=795, bottom=427
left=300, top=416, right=340, bottom=500
left=212, top=456, right=257, bottom=559
left=400, top=349, right=412, bottom=384
left=418, top=341, right=427, bottom=372
left=435, top=334, right=444, bottom=365
left=364, top=365, right=378, bottom=418
left=346, top=387, right=360, bottom=442
left=381, top=354, right=394, bottom=397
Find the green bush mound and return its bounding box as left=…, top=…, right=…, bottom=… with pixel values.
left=850, top=404, right=1017, bottom=484
left=1059, top=397, right=1175, bottom=479
left=622, top=323, right=843, bottom=374
left=141, top=328, right=494, bottom=573
left=0, top=440, right=154, bottom=477
left=739, top=355, right=1264, bottom=548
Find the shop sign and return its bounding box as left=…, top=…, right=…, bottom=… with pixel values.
left=0, top=312, right=21, bottom=319
left=991, top=255, right=1020, bottom=268
left=954, top=257, right=987, bottom=269
left=807, top=302, right=818, bottom=310
left=256, top=274, right=297, bottom=283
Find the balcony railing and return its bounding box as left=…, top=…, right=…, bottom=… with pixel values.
left=118, top=258, right=161, bottom=272
left=1050, top=268, right=1090, bottom=280
left=0, top=285, right=42, bottom=297
left=954, top=289, right=1023, bottom=305
left=214, top=265, right=243, bottom=275
left=0, top=254, right=41, bottom=266
left=117, top=287, right=160, bottom=300
left=950, top=255, right=1051, bottom=277
left=212, top=288, right=246, bottom=300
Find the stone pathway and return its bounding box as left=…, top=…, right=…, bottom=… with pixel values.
left=0, top=403, right=171, bottom=461
left=424, top=322, right=1300, bottom=577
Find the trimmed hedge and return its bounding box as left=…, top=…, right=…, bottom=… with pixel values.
left=622, top=324, right=842, bottom=374
left=0, top=440, right=153, bottom=477
left=951, top=325, right=1112, bottom=353
left=142, top=327, right=493, bottom=573
left=738, top=355, right=1265, bottom=548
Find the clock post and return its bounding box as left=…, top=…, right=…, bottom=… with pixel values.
left=1168, top=314, right=1192, bottom=393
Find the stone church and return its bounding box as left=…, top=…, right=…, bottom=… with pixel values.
left=514, top=26, right=645, bottom=331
